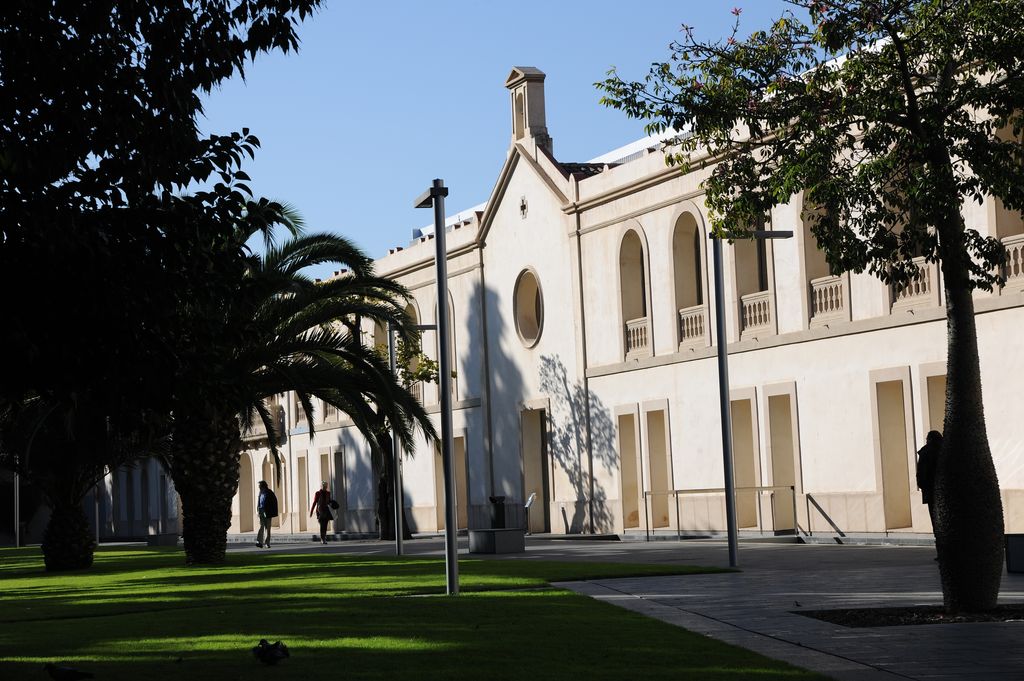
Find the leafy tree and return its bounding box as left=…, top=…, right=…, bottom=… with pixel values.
left=598, top=0, right=1022, bottom=612
left=165, top=223, right=437, bottom=565
left=0, top=1, right=321, bottom=567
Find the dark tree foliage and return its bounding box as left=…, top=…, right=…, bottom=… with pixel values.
left=0, top=1, right=321, bottom=567
left=599, top=0, right=1023, bottom=612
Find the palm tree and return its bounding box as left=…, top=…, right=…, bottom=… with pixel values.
left=164, top=222, right=436, bottom=565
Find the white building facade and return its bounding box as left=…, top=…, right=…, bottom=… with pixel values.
left=228, top=67, right=1024, bottom=541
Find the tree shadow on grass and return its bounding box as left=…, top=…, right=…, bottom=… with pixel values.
left=0, top=589, right=827, bottom=681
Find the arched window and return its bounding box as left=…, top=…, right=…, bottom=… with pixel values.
left=404, top=303, right=423, bottom=403
left=672, top=213, right=707, bottom=346
left=433, top=293, right=458, bottom=403
left=619, top=229, right=650, bottom=358
left=994, top=123, right=1024, bottom=290
left=803, top=203, right=848, bottom=326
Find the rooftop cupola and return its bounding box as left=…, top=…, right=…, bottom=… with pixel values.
left=505, top=66, right=552, bottom=155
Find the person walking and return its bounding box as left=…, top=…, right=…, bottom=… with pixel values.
left=310, top=481, right=333, bottom=545
left=256, top=480, right=278, bottom=548
left=916, top=430, right=943, bottom=530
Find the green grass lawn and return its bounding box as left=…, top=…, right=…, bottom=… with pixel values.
left=0, top=545, right=828, bottom=680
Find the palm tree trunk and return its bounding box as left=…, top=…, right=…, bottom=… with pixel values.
left=42, top=500, right=96, bottom=571
left=170, top=414, right=242, bottom=565
left=936, top=228, right=1005, bottom=613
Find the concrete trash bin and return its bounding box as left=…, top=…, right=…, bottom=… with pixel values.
left=489, top=496, right=506, bottom=529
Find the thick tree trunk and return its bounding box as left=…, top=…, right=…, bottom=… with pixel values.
left=42, top=501, right=96, bottom=571
left=170, top=415, right=242, bottom=565
left=935, top=240, right=1005, bottom=613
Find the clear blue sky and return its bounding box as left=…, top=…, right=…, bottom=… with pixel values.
left=199, top=1, right=789, bottom=276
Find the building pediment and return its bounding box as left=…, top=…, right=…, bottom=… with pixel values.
left=505, top=66, right=545, bottom=88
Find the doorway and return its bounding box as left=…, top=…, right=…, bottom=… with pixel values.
left=926, top=374, right=946, bottom=433
left=768, top=394, right=797, bottom=532
left=522, top=408, right=550, bottom=533
left=731, top=398, right=759, bottom=528
left=876, top=379, right=913, bottom=529
left=617, top=412, right=642, bottom=530
left=333, top=449, right=347, bottom=533
left=645, top=409, right=672, bottom=528
left=297, top=456, right=308, bottom=533
left=434, top=436, right=469, bottom=531
left=238, top=456, right=254, bottom=533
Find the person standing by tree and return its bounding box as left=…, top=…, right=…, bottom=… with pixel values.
left=310, top=482, right=333, bottom=545
left=256, top=480, right=278, bottom=549
left=917, top=431, right=943, bottom=530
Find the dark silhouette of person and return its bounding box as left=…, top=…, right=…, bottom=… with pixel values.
left=916, top=430, right=943, bottom=530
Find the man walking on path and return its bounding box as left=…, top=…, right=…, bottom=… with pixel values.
left=256, top=480, right=278, bottom=548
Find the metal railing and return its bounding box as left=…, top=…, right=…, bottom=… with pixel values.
left=641, top=485, right=798, bottom=541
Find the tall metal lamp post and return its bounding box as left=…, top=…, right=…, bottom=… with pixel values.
left=386, top=321, right=403, bottom=557
left=711, top=229, right=792, bottom=568
left=414, top=178, right=459, bottom=596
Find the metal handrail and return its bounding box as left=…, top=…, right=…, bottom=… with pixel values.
left=641, top=485, right=797, bottom=541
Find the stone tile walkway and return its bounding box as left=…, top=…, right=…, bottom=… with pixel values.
left=548, top=541, right=1024, bottom=680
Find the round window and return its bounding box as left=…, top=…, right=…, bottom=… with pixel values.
left=514, top=269, right=544, bottom=347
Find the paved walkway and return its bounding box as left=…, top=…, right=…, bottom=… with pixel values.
left=229, top=536, right=1024, bottom=680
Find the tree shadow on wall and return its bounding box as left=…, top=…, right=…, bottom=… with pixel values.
left=460, top=282, right=526, bottom=528
left=538, top=354, right=617, bottom=534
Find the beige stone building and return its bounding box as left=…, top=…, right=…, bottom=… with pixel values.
left=227, top=66, right=1024, bottom=542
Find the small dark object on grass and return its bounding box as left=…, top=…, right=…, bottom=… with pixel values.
left=44, top=663, right=95, bottom=680
left=253, top=639, right=290, bottom=666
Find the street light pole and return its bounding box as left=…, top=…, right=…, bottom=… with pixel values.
left=387, top=321, right=403, bottom=557
left=711, top=234, right=740, bottom=569
left=415, top=178, right=459, bottom=596
left=710, top=229, right=793, bottom=569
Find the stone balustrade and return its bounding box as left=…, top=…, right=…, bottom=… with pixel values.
left=625, top=316, right=650, bottom=357
left=1003, top=234, right=1024, bottom=292
left=810, top=275, right=846, bottom=326
left=891, top=256, right=938, bottom=311
left=677, top=304, right=706, bottom=346
left=740, top=291, right=771, bottom=336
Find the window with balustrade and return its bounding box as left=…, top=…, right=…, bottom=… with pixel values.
left=404, top=302, right=423, bottom=403
left=993, top=123, right=1024, bottom=292
left=619, top=228, right=651, bottom=359
left=672, top=212, right=708, bottom=348
left=432, top=294, right=458, bottom=402
left=734, top=220, right=773, bottom=338
left=802, top=205, right=849, bottom=327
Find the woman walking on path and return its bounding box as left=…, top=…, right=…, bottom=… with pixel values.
left=310, top=482, right=333, bottom=545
